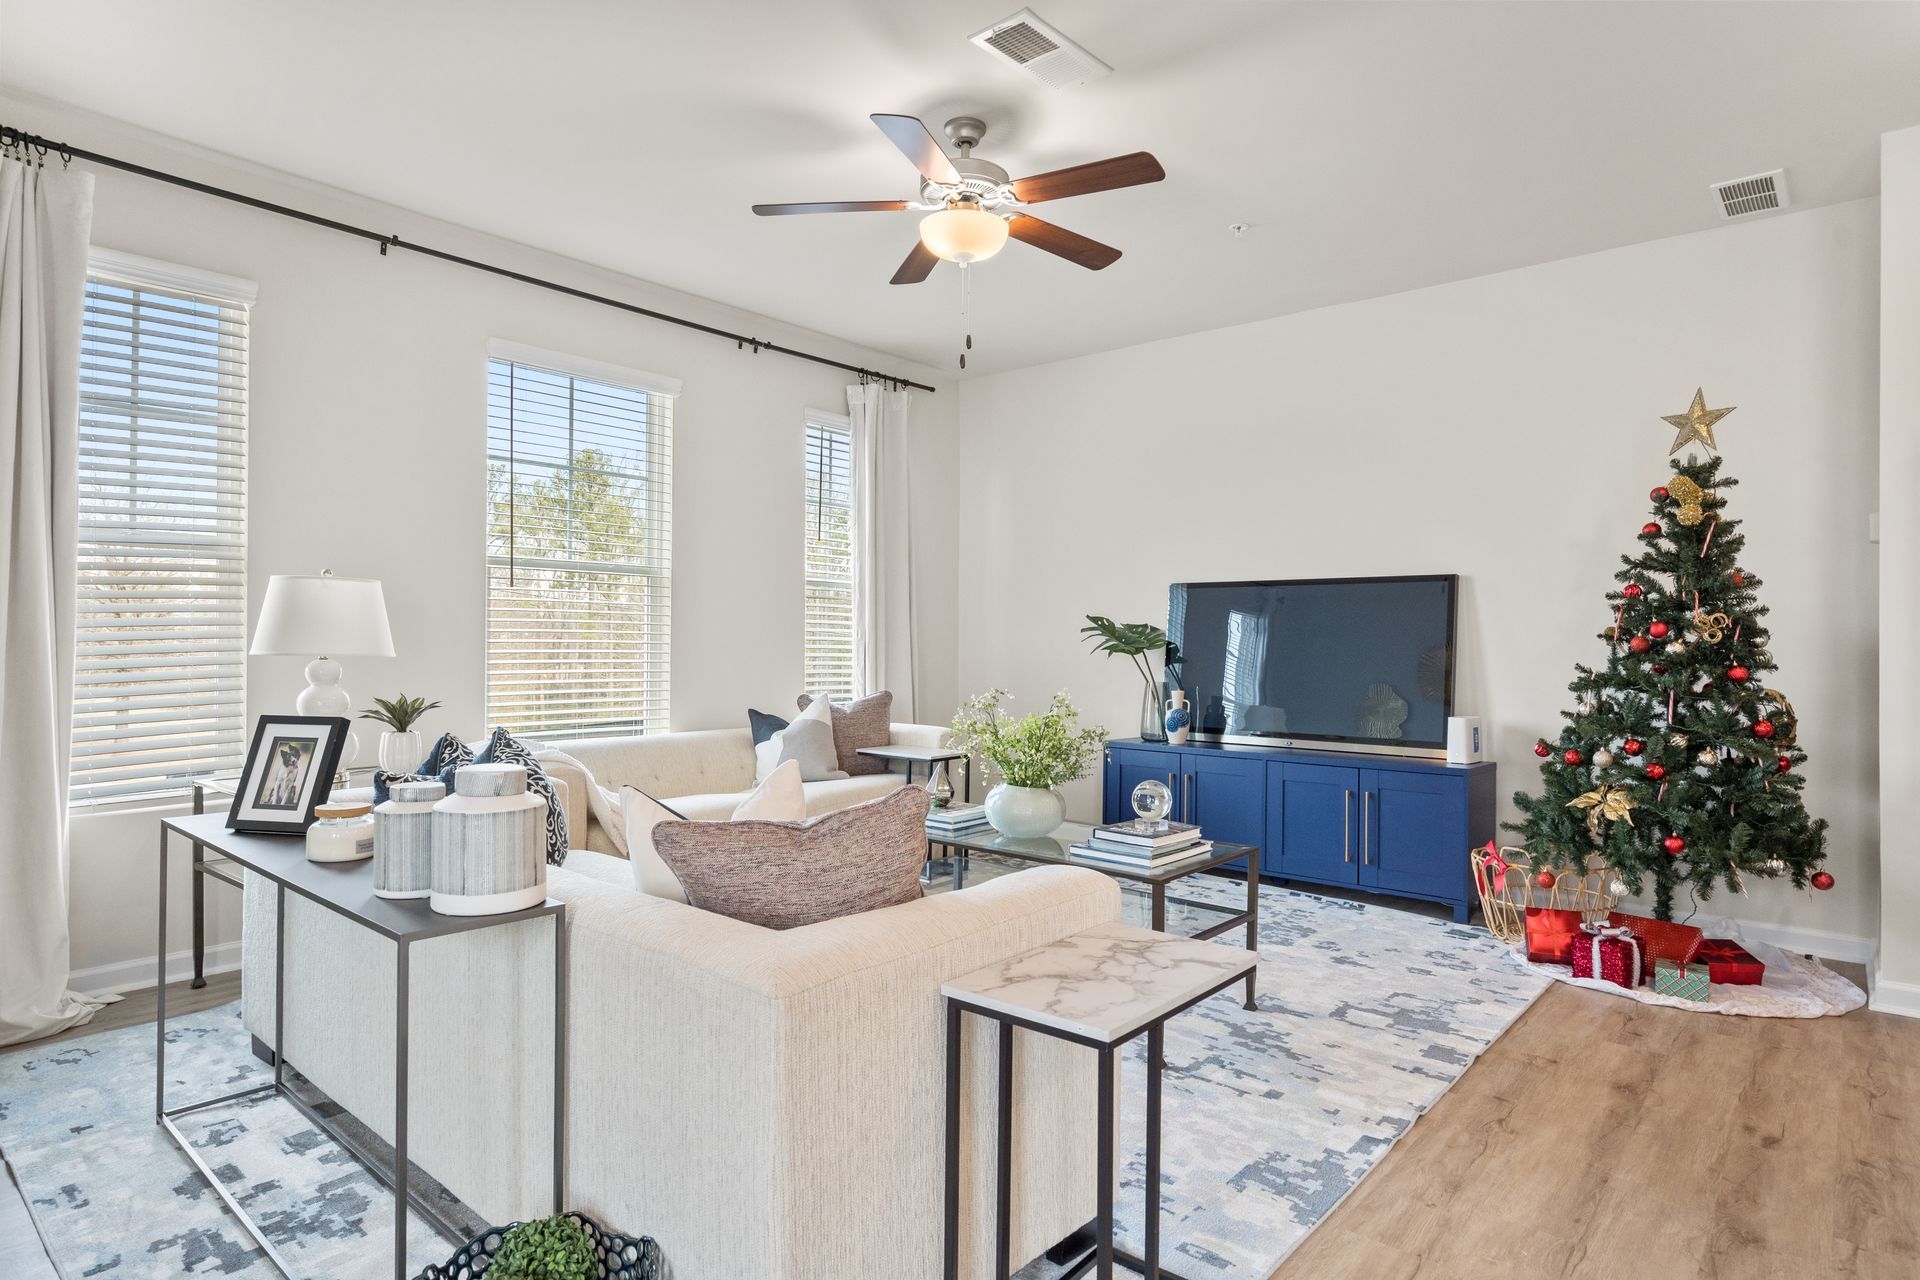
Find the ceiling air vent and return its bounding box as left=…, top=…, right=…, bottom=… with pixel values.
left=970, top=9, right=1112, bottom=89
left=1711, top=169, right=1790, bottom=220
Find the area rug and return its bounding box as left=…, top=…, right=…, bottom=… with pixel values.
left=1, top=878, right=1547, bottom=1280
left=1508, top=934, right=1865, bottom=1018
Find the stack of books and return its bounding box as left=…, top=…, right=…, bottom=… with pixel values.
left=925, top=803, right=990, bottom=838
left=1069, top=820, right=1213, bottom=871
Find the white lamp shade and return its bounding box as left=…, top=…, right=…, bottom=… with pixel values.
left=250, top=573, right=396, bottom=658
left=919, top=206, right=1010, bottom=264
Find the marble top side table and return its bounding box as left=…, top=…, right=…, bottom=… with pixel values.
left=940, top=922, right=1260, bottom=1280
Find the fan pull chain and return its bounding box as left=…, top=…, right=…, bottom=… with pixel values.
left=958, top=262, right=971, bottom=370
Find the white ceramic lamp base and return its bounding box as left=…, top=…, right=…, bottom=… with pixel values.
left=296, top=654, right=360, bottom=768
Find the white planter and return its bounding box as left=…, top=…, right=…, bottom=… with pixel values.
left=984, top=783, right=1066, bottom=839
left=378, top=729, right=424, bottom=774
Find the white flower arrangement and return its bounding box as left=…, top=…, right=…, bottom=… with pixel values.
left=949, top=689, right=1107, bottom=790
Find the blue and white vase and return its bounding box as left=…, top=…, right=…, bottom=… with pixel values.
left=1164, top=690, right=1192, bottom=746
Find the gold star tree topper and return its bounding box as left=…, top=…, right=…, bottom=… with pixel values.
left=1661, top=387, right=1736, bottom=455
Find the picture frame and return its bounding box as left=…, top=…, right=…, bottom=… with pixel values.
left=227, top=715, right=349, bottom=834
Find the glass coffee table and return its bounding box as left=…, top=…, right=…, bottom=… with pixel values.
left=929, top=822, right=1259, bottom=1011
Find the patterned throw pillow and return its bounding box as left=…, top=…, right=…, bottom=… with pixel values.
left=373, top=731, right=475, bottom=803
left=796, top=690, right=893, bottom=776
left=651, top=785, right=930, bottom=929
left=474, top=727, right=570, bottom=865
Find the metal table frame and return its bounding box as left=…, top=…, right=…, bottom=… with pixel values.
left=156, top=812, right=568, bottom=1280
left=942, top=966, right=1253, bottom=1280
left=856, top=743, right=971, bottom=801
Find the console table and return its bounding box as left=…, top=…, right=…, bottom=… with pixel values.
left=156, top=811, right=567, bottom=1279
left=941, top=923, right=1259, bottom=1280
left=1104, top=740, right=1495, bottom=922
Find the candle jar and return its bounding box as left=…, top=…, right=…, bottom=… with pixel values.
left=306, top=800, right=375, bottom=863
left=374, top=778, right=443, bottom=899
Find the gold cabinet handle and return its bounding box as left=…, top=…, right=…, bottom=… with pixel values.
left=1343, top=789, right=1352, bottom=863
left=1362, top=791, right=1371, bottom=865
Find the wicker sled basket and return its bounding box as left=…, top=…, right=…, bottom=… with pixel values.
left=1470, top=844, right=1617, bottom=946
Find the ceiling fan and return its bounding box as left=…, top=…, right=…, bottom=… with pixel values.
left=753, top=114, right=1164, bottom=285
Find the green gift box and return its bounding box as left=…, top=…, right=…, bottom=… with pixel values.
left=1653, top=956, right=1710, bottom=1002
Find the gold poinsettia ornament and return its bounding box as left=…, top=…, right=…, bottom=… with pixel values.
left=1567, top=783, right=1638, bottom=841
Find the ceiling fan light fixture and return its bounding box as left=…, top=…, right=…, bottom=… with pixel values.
left=918, top=205, right=1009, bottom=264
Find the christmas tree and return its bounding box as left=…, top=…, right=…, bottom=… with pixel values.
left=1509, top=391, right=1830, bottom=921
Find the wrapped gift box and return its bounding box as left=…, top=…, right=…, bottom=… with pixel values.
left=1653, top=957, right=1711, bottom=1002
left=1696, top=938, right=1765, bottom=985
left=1524, top=907, right=1586, bottom=965
left=1572, top=922, right=1647, bottom=988
left=1608, top=911, right=1704, bottom=968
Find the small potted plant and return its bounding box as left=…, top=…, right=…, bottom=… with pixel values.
left=950, top=689, right=1107, bottom=838
left=360, top=693, right=443, bottom=774
left=418, top=1211, right=659, bottom=1280
left=1081, top=616, right=1170, bottom=743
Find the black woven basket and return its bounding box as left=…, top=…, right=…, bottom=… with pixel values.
left=415, top=1211, right=661, bottom=1280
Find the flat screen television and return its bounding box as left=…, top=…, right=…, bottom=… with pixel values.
left=1166, top=575, right=1457, bottom=756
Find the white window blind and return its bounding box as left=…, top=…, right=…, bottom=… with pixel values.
left=71, top=256, right=252, bottom=804
left=486, top=347, right=675, bottom=740
left=803, top=415, right=855, bottom=700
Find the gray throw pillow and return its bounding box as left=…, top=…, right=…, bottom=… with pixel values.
left=797, top=690, right=894, bottom=776
left=756, top=695, right=845, bottom=783
left=651, top=786, right=932, bottom=929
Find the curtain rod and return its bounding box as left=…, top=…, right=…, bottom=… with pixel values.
left=0, top=124, right=935, bottom=394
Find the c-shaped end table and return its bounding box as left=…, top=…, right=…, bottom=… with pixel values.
left=940, top=922, right=1259, bottom=1280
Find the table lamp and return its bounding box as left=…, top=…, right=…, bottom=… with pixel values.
left=250, top=571, right=396, bottom=772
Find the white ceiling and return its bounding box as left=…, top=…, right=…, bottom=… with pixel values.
left=5, top=1, right=1920, bottom=376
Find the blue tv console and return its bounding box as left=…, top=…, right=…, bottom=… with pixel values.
left=1103, top=739, right=1496, bottom=923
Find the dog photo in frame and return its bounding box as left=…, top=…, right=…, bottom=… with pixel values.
left=228, top=715, right=348, bottom=834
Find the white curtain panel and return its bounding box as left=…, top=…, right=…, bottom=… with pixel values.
left=846, top=382, right=917, bottom=720
left=0, top=158, right=106, bottom=1046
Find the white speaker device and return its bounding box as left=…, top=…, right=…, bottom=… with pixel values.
left=1446, top=716, right=1484, bottom=764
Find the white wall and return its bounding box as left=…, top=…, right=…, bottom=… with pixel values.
left=2, top=95, right=962, bottom=986
left=957, top=199, right=1881, bottom=951
left=1875, top=126, right=1920, bottom=1011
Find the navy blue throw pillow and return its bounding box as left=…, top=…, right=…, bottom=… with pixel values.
left=747, top=708, right=789, bottom=746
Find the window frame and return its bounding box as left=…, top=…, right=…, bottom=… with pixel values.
left=802, top=409, right=856, bottom=702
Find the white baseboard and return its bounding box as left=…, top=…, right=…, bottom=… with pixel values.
left=1868, top=962, right=1920, bottom=1019
left=72, top=939, right=243, bottom=998
left=1719, top=917, right=1876, bottom=965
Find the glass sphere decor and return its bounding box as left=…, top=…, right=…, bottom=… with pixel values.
left=1131, top=778, right=1174, bottom=832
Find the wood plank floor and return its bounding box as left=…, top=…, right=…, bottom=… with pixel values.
left=5, top=962, right=1915, bottom=1279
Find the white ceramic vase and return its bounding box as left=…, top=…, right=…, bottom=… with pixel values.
left=378, top=729, right=424, bottom=774
left=984, top=783, right=1066, bottom=839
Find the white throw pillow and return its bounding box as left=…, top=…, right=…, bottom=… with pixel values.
left=753, top=695, right=845, bottom=784
left=621, top=762, right=807, bottom=902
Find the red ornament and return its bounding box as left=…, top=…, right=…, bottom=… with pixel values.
left=1641, top=522, right=1661, bottom=538
left=1563, top=748, right=1584, bottom=766
left=1623, top=738, right=1645, bottom=756
left=1777, top=755, right=1792, bottom=773
left=1663, top=835, right=1686, bottom=855
left=1645, top=763, right=1668, bottom=781
left=1732, top=570, right=1745, bottom=586
left=1622, top=582, right=1644, bottom=599
left=1728, top=666, right=1751, bottom=683
left=1754, top=720, right=1776, bottom=739
left=1628, top=635, right=1652, bottom=654
left=1536, top=870, right=1558, bottom=890
left=1535, top=741, right=1552, bottom=758
left=1811, top=871, right=1835, bottom=891
left=1651, top=486, right=1671, bottom=502
left=1648, top=621, right=1670, bottom=639
left=1651, top=664, right=1666, bottom=675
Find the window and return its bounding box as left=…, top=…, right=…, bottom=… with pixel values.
left=71, top=252, right=254, bottom=804
left=803, top=414, right=855, bottom=700
left=486, top=341, right=676, bottom=740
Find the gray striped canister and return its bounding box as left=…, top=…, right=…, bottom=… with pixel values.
left=429, top=763, right=548, bottom=916
left=373, top=778, right=443, bottom=900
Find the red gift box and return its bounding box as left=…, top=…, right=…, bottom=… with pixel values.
left=1696, top=938, right=1765, bottom=985
left=1572, top=922, right=1647, bottom=988
left=1607, top=911, right=1704, bottom=968
left=1524, top=907, right=1585, bottom=965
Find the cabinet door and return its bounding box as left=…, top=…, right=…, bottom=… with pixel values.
left=1272, top=763, right=1360, bottom=885
left=1107, top=746, right=1183, bottom=825
left=1360, top=768, right=1468, bottom=904
left=1183, top=753, right=1264, bottom=872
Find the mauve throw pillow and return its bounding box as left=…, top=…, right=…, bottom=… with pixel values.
left=797, top=690, right=893, bottom=776
left=651, top=786, right=931, bottom=929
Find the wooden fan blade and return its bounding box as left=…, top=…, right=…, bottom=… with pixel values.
left=1007, top=215, right=1122, bottom=270
left=871, top=114, right=961, bottom=184
left=752, top=200, right=910, bottom=216
left=890, top=240, right=939, bottom=285
left=1010, top=152, right=1165, bottom=203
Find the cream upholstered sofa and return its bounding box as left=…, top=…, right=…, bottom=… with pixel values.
left=537, top=721, right=952, bottom=853
left=241, top=836, right=1121, bottom=1278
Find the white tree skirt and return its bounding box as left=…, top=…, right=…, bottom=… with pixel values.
left=1511, top=935, right=1865, bottom=1017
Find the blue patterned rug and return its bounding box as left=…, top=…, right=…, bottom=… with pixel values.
left=0, top=877, right=1546, bottom=1279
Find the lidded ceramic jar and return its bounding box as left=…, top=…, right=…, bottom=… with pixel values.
left=374, top=778, right=444, bottom=899
left=429, top=763, right=547, bottom=916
